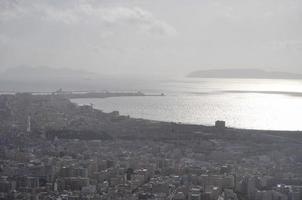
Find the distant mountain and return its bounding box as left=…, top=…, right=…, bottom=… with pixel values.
left=1, top=65, right=96, bottom=80
left=187, top=69, right=302, bottom=79
left=0, top=66, right=100, bottom=92
left=0, top=66, right=155, bottom=92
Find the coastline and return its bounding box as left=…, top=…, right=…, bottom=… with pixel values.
left=74, top=102, right=302, bottom=134
left=0, top=93, right=301, bottom=143
left=71, top=96, right=302, bottom=134
left=68, top=97, right=302, bottom=149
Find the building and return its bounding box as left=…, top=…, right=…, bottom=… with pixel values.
left=215, top=121, right=226, bottom=129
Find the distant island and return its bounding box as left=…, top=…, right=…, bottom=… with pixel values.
left=187, top=69, right=302, bottom=79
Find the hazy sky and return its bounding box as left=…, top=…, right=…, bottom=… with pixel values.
left=0, top=0, right=301, bottom=76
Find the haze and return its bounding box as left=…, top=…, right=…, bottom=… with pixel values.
left=0, top=0, right=302, bottom=78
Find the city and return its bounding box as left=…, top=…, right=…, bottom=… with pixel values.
left=0, top=93, right=301, bottom=200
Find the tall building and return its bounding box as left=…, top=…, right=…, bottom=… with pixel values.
left=26, top=115, right=31, bottom=133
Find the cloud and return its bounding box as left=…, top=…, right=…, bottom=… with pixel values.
left=0, top=0, right=178, bottom=73
left=0, top=0, right=301, bottom=75
left=0, top=0, right=176, bottom=37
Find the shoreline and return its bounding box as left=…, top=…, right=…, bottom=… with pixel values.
left=1, top=93, right=301, bottom=141
left=71, top=98, right=302, bottom=134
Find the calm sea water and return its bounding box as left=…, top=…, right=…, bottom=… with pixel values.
left=71, top=78, right=302, bottom=131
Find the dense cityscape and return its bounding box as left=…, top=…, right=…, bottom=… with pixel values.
left=0, top=93, right=302, bottom=200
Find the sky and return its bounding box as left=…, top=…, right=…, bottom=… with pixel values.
left=0, top=0, right=301, bottom=77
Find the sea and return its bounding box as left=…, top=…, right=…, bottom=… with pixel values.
left=71, top=78, right=302, bottom=131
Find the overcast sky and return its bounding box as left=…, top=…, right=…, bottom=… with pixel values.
left=0, top=0, right=301, bottom=77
